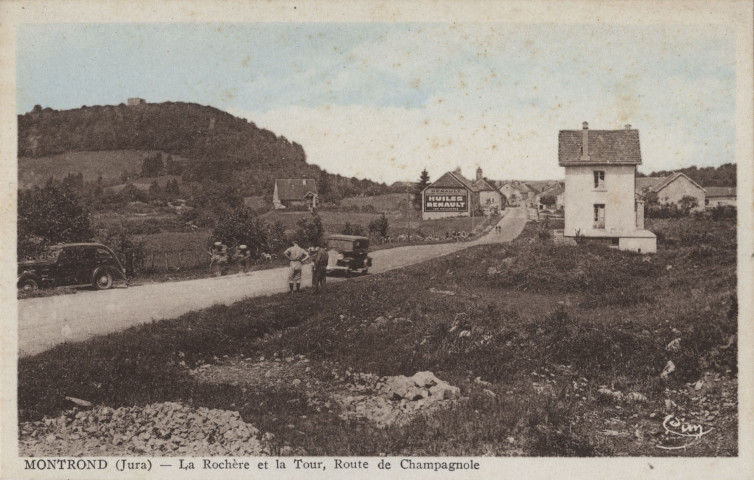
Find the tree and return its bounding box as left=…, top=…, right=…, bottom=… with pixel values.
left=148, top=180, right=162, bottom=199
left=141, top=152, right=164, bottom=177
left=212, top=207, right=269, bottom=258
left=165, top=178, right=180, bottom=196
left=540, top=194, right=557, bottom=207
left=413, top=169, right=430, bottom=209
left=679, top=195, right=699, bottom=213
left=369, top=213, right=390, bottom=240
left=18, top=185, right=93, bottom=259
left=295, top=211, right=325, bottom=248
left=318, top=169, right=331, bottom=198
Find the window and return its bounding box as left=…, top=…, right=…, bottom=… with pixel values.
left=593, top=204, right=605, bottom=229
left=593, top=171, right=605, bottom=189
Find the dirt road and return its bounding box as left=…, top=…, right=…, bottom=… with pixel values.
left=18, top=208, right=528, bottom=356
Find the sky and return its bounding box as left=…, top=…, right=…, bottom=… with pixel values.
left=16, top=22, right=736, bottom=184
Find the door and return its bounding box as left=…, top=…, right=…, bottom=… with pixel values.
left=56, top=248, right=80, bottom=285
left=593, top=204, right=605, bottom=230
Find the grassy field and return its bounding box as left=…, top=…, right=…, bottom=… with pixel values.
left=261, top=209, right=499, bottom=241
left=18, top=216, right=736, bottom=456
left=339, top=193, right=410, bottom=212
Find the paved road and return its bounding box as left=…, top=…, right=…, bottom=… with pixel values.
left=18, top=208, right=528, bottom=357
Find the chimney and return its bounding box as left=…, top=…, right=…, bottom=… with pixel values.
left=581, top=121, right=590, bottom=161
left=302, top=179, right=306, bottom=185
left=625, top=124, right=632, bottom=130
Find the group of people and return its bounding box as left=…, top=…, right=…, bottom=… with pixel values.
left=209, top=239, right=329, bottom=294
left=209, top=242, right=251, bottom=276
left=283, top=240, right=329, bottom=294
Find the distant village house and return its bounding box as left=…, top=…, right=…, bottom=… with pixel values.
left=704, top=186, right=737, bottom=208
left=127, top=98, right=146, bottom=106
left=421, top=167, right=501, bottom=220
left=534, top=182, right=565, bottom=211
left=635, top=172, right=706, bottom=212
left=273, top=178, right=319, bottom=210
left=559, top=122, right=656, bottom=253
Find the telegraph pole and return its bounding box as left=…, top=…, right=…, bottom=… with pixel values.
left=406, top=185, right=412, bottom=243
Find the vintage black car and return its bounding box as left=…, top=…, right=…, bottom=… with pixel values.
left=17, top=243, right=127, bottom=291
left=325, top=234, right=372, bottom=276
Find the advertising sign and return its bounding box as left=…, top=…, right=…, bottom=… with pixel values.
left=424, top=187, right=468, bottom=212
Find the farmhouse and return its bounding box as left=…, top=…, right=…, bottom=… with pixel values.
left=535, top=182, right=565, bottom=211
left=473, top=167, right=503, bottom=215
left=704, top=186, right=737, bottom=208
left=127, top=98, right=146, bottom=106
left=498, top=181, right=537, bottom=207
left=421, top=168, right=479, bottom=220
left=559, top=122, right=656, bottom=253
left=636, top=173, right=706, bottom=211
left=272, top=178, right=319, bottom=210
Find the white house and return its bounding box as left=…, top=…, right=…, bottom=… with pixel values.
left=636, top=172, right=706, bottom=211
left=559, top=122, right=656, bottom=254
left=473, top=167, right=503, bottom=215
left=704, top=186, right=736, bottom=208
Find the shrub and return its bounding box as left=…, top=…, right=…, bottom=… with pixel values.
left=711, top=205, right=736, bottom=220
left=18, top=185, right=93, bottom=260
left=295, top=211, right=325, bottom=248
left=368, top=213, right=390, bottom=240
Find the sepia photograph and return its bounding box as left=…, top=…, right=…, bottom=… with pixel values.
left=2, top=0, right=753, bottom=478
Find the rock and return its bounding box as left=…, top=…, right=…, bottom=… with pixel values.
left=660, top=360, right=676, bottom=379
left=626, top=392, right=648, bottom=403
left=66, top=396, right=93, bottom=407
left=374, top=316, right=389, bottom=326
left=597, top=387, right=623, bottom=401
left=404, top=387, right=425, bottom=401
left=46, top=434, right=56, bottom=442
left=429, top=383, right=460, bottom=400
left=429, top=288, right=456, bottom=296
left=483, top=389, right=496, bottom=398
left=664, top=399, right=677, bottom=411
left=411, top=371, right=440, bottom=388
left=474, top=377, right=492, bottom=388
left=694, top=379, right=704, bottom=390
left=459, top=330, right=471, bottom=338
left=666, top=338, right=681, bottom=352
left=386, top=376, right=415, bottom=400
left=487, top=267, right=498, bottom=276
left=291, top=379, right=302, bottom=387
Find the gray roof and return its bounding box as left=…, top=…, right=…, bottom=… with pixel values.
left=559, top=128, right=642, bottom=166
left=636, top=176, right=665, bottom=193
left=705, top=186, right=736, bottom=198
left=275, top=178, right=318, bottom=200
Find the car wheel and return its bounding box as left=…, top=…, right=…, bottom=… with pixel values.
left=18, top=278, right=38, bottom=291
left=94, top=269, right=113, bottom=290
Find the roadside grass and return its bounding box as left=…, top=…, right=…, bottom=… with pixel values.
left=18, top=216, right=737, bottom=456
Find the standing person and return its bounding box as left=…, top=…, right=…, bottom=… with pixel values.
left=123, top=240, right=135, bottom=286
left=283, top=240, right=309, bottom=293
left=310, top=244, right=329, bottom=293
left=210, top=241, right=229, bottom=276
left=233, top=244, right=251, bottom=273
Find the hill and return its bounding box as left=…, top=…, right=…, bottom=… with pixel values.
left=18, top=150, right=189, bottom=189
left=17, top=102, right=388, bottom=197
